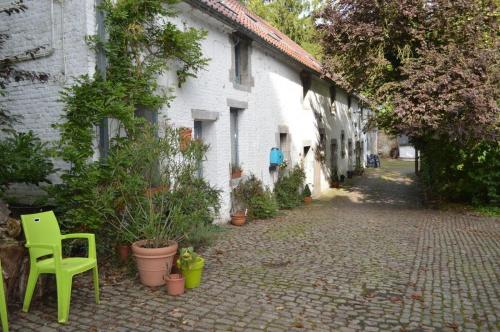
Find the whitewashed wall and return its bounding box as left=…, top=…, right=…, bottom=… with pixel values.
left=0, top=0, right=373, bottom=221
left=0, top=0, right=95, bottom=200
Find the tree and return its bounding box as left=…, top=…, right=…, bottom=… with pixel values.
left=318, top=0, right=499, bottom=144
left=317, top=0, right=499, bottom=204
left=244, top=0, right=323, bottom=59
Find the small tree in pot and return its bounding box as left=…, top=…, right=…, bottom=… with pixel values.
left=303, top=184, right=312, bottom=204
left=102, top=124, right=219, bottom=286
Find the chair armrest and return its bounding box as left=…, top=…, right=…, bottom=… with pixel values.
left=25, top=243, right=63, bottom=267
left=61, top=233, right=96, bottom=259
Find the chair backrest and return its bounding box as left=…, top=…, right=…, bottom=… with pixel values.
left=21, top=211, right=62, bottom=259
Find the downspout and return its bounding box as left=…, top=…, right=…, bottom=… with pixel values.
left=95, top=0, right=109, bottom=159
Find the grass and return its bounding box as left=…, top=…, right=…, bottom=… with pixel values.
left=473, top=206, right=500, bottom=217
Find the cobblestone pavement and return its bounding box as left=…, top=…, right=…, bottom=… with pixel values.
left=9, top=160, right=500, bottom=331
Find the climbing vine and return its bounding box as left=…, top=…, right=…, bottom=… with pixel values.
left=53, top=0, right=209, bottom=232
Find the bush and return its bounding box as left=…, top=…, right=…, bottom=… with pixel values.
left=274, top=165, right=305, bottom=209
left=302, top=184, right=311, bottom=197
left=232, top=174, right=278, bottom=220
left=52, top=124, right=221, bottom=251
left=0, top=131, right=54, bottom=190
left=249, top=189, right=278, bottom=220
left=420, top=140, right=499, bottom=206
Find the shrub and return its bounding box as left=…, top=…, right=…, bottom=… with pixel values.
left=0, top=131, right=54, bottom=191
left=302, top=184, right=311, bottom=198
left=232, top=174, right=278, bottom=220
left=274, top=165, right=305, bottom=209
left=420, top=140, right=499, bottom=206
left=53, top=124, right=221, bottom=251
left=249, top=189, right=278, bottom=220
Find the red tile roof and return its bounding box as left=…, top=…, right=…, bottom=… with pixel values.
left=188, top=0, right=323, bottom=74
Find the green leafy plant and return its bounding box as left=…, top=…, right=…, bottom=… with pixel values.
left=329, top=168, right=339, bottom=184
left=52, top=0, right=211, bottom=247
left=249, top=189, right=278, bottom=220
left=179, top=247, right=199, bottom=270
left=232, top=174, right=277, bottom=220
left=302, top=184, right=311, bottom=198
left=0, top=131, right=54, bottom=190
left=274, top=165, right=305, bottom=209
left=53, top=124, right=220, bottom=250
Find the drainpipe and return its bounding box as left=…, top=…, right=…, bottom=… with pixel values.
left=95, top=0, right=109, bottom=159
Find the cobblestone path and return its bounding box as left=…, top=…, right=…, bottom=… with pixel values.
left=9, top=160, right=500, bottom=331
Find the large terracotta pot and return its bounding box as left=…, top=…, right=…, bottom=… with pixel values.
left=304, top=196, right=312, bottom=205
left=131, top=240, right=178, bottom=287
left=231, top=212, right=246, bottom=226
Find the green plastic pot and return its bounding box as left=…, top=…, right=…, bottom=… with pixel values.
left=177, top=257, right=205, bottom=289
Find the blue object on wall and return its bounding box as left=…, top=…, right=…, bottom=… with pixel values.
left=270, top=148, right=284, bottom=166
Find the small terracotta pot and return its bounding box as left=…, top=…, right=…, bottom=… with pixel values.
left=179, top=127, right=192, bottom=151
left=116, top=244, right=130, bottom=263
left=231, top=212, right=246, bottom=226
left=304, top=196, right=312, bottom=204
left=231, top=170, right=242, bottom=179
left=330, top=182, right=340, bottom=189
left=165, top=273, right=185, bottom=296
left=131, top=240, right=178, bottom=287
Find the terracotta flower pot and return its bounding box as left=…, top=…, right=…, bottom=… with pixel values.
left=165, top=273, right=185, bottom=296
left=116, top=244, right=130, bottom=263
left=304, top=196, right=312, bottom=204
left=231, top=212, right=246, bottom=226
left=179, top=127, right=192, bottom=151
left=131, top=240, right=178, bottom=287
left=231, top=170, right=242, bottom=179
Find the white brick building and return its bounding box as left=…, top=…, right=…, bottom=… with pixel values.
left=0, top=0, right=376, bottom=222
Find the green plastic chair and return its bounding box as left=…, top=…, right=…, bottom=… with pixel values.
left=0, top=259, right=8, bottom=332
left=21, top=211, right=99, bottom=323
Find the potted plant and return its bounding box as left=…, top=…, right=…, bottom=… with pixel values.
left=128, top=192, right=179, bottom=286
left=115, top=241, right=131, bottom=263
left=329, top=168, right=340, bottom=188
left=177, top=247, right=205, bottom=289
left=303, top=184, right=312, bottom=204
left=179, top=127, right=192, bottom=151
left=231, top=164, right=243, bottom=179
left=165, top=273, right=185, bottom=296
left=230, top=209, right=247, bottom=226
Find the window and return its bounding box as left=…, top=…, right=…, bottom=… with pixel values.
left=300, top=71, right=312, bottom=98
left=348, top=139, right=353, bottom=162
left=230, top=108, right=240, bottom=167
left=194, top=120, right=203, bottom=177
left=341, top=130, right=346, bottom=159
left=329, top=85, right=337, bottom=113
left=330, top=139, right=338, bottom=170
left=231, top=34, right=252, bottom=88
left=279, top=133, right=290, bottom=164
left=234, top=42, right=241, bottom=84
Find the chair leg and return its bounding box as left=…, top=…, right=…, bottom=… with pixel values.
left=0, top=274, right=8, bottom=332
left=57, top=274, right=72, bottom=324
left=92, top=266, right=100, bottom=304
left=22, top=268, right=39, bottom=313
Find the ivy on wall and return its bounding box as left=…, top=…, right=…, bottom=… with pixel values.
left=52, top=0, right=209, bottom=231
